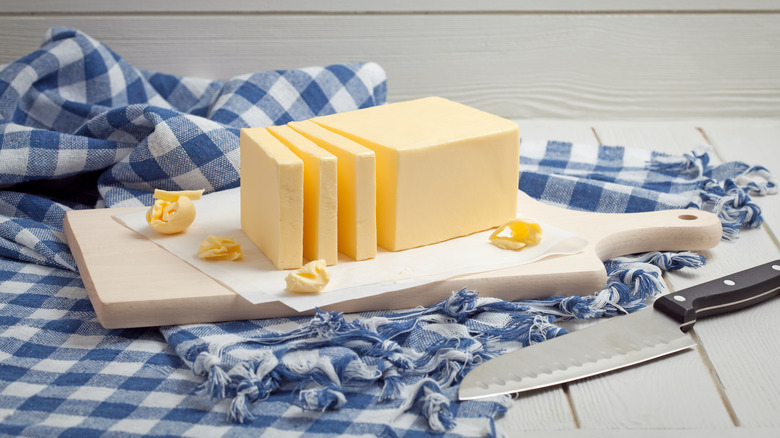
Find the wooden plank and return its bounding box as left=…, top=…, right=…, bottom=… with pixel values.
left=515, top=119, right=599, bottom=144
left=592, top=121, right=708, bottom=151
left=560, top=123, right=736, bottom=429
left=573, top=349, right=733, bottom=430
left=691, top=297, right=780, bottom=429
left=1, top=15, right=779, bottom=119
left=501, top=387, right=579, bottom=432
left=541, top=428, right=780, bottom=438
left=4, top=0, right=780, bottom=14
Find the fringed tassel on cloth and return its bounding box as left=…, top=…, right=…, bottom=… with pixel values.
left=182, top=287, right=563, bottom=431
left=192, top=352, right=231, bottom=400
left=693, top=178, right=764, bottom=240
left=648, top=147, right=709, bottom=177
left=184, top=251, right=707, bottom=432
left=397, top=379, right=456, bottom=433
left=650, top=147, right=777, bottom=240
left=295, top=382, right=347, bottom=412
left=736, top=166, right=777, bottom=196
left=513, top=251, right=706, bottom=320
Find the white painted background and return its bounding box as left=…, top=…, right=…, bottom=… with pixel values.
left=2, top=2, right=778, bottom=435
left=2, top=1, right=780, bottom=118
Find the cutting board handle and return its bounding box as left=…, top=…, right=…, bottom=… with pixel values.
left=588, top=208, right=722, bottom=261
left=516, top=190, right=722, bottom=261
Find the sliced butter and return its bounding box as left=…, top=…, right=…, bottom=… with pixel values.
left=267, top=125, right=338, bottom=266
left=240, top=127, right=303, bottom=270
left=313, top=97, right=520, bottom=251
left=153, top=188, right=204, bottom=202
left=289, top=119, right=377, bottom=261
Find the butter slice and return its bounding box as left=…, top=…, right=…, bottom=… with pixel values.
left=313, top=97, right=520, bottom=251
left=289, top=120, right=377, bottom=261
left=240, top=127, right=303, bottom=270
left=153, top=188, right=204, bottom=202
left=267, top=125, right=338, bottom=266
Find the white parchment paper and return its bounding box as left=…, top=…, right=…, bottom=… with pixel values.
left=113, top=188, right=587, bottom=312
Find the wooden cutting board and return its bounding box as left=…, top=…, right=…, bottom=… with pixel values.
left=64, top=190, right=722, bottom=328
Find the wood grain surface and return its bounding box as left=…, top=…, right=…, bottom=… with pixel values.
left=5, top=1, right=780, bottom=13
left=1, top=9, right=779, bottom=119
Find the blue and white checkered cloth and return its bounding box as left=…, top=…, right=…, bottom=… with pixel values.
left=1, top=27, right=776, bottom=437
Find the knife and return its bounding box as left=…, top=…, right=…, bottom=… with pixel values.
left=459, top=259, right=780, bottom=400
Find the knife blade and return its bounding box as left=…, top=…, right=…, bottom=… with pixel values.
left=459, top=259, right=780, bottom=400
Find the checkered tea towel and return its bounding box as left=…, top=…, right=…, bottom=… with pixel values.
left=517, top=140, right=777, bottom=240
left=1, top=27, right=777, bottom=437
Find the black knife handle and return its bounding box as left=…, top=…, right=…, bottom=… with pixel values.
left=654, top=259, right=780, bottom=332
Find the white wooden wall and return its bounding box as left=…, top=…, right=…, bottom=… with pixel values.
left=1, top=1, right=779, bottom=119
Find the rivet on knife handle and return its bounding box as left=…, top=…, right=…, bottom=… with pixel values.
left=654, top=259, right=780, bottom=332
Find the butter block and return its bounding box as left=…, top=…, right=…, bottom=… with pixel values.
left=240, top=127, right=303, bottom=270
left=267, top=125, right=338, bottom=266
left=289, top=120, right=377, bottom=261
left=313, top=97, right=520, bottom=251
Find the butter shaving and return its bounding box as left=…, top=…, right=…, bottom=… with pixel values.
left=198, top=235, right=243, bottom=261
left=489, top=218, right=542, bottom=251
left=146, top=195, right=197, bottom=234
left=286, top=259, right=331, bottom=293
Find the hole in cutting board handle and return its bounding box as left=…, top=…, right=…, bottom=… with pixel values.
left=678, top=214, right=699, bottom=221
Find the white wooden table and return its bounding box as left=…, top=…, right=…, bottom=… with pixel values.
left=495, top=118, right=780, bottom=436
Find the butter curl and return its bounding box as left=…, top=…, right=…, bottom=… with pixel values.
left=489, top=218, right=543, bottom=251
left=145, top=189, right=204, bottom=234
left=146, top=195, right=197, bottom=234
left=286, top=260, right=331, bottom=293
left=198, top=235, right=243, bottom=261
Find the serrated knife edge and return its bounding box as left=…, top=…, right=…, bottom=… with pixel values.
left=459, top=332, right=694, bottom=400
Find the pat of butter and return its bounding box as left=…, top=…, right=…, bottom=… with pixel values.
left=198, top=235, right=243, bottom=260
left=313, top=97, right=520, bottom=251
left=285, top=259, right=331, bottom=293
left=289, top=119, right=377, bottom=261
left=489, top=218, right=542, bottom=251
left=240, top=127, right=304, bottom=270
left=145, top=189, right=203, bottom=234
